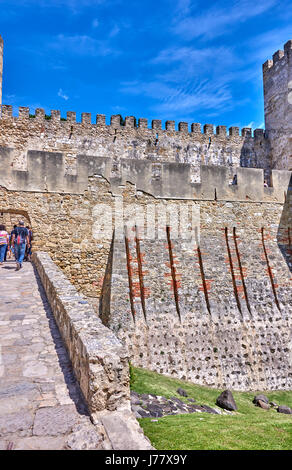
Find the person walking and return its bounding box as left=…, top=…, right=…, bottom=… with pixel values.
left=24, top=225, right=33, bottom=261
left=9, top=225, right=17, bottom=260
left=11, top=220, right=30, bottom=270
left=0, top=224, right=9, bottom=265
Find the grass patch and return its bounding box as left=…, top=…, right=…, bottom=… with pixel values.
left=131, top=367, right=292, bottom=450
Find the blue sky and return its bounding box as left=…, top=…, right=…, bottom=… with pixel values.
left=1, top=0, right=291, bottom=129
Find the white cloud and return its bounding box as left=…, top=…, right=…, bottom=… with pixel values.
left=17, top=0, right=107, bottom=7
left=152, top=45, right=238, bottom=73
left=246, top=26, right=292, bottom=63
left=120, top=41, right=254, bottom=119
left=175, top=0, right=193, bottom=16
left=120, top=77, right=234, bottom=117
left=111, top=105, right=126, bottom=112
left=150, top=45, right=241, bottom=96
left=4, top=0, right=120, bottom=15
left=3, top=93, right=16, bottom=102
left=92, top=18, right=99, bottom=28
left=244, top=121, right=264, bottom=129
left=58, top=88, right=69, bottom=100
left=49, top=34, right=116, bottom=57
left=173, top=0, right=277, bottom=40
left=2, top=95, right=48, bottom=115
left=109, top=25, right=120, bottom=38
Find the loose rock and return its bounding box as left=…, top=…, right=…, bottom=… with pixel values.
left=277, top=405, right=292, bottom=415
left=216, top=390, right=237, bottom=411
left=131, top=391, right=231, bottom=418
left=253, top=394, right=269, bottom=405
left=201, top=405, right=219, bottom=414
left=257, top=400, right=270, bottom=410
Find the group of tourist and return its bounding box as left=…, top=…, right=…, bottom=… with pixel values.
left=0, top=220, right=33, bottom=270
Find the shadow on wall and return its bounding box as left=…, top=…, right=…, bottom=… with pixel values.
left=99, top=232, right=115, bottom=327
left=32, top=264, right=90, bottom=417
left=240, top=131, right=271, bottom=183
left=277, top=174, right=292, bottom=272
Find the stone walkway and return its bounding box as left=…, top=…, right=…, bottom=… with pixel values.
left=0, top=260, right=109, bottom=450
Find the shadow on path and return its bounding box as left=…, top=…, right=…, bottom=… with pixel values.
left=32, top=264, right=90, bottom=418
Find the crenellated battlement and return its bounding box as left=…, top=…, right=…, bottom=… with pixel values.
left=0, top=104, right=266, bottom=139
left=3, top=37, right=292, bottom=176
left=263, top=39, right=292, bottom=75
left=0, top=146, right=289, bottom=202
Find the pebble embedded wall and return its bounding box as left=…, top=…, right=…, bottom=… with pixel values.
left=104, top=200, right=292, bottom=391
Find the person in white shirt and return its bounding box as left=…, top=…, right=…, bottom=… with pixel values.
left=0, top=224, right=9, bottom=265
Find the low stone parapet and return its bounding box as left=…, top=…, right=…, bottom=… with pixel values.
left=32, top=251, right=130, bottom=419
left=1, top=147, right=291, bottom=202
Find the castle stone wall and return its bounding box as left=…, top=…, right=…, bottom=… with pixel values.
left=0, top=105, right=270, bottom=180
left=32, top=251, right=130, bottom=417
left=263, top=40, right=292, bottom=170
left=0, top=146, right=291, bottom=390
left=104, top=200, right=292, bottom=391
left=0, top=147, right=291, bottom=303
left=0, top=147, right=289, bottom=203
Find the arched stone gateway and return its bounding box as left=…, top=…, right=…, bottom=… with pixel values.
left=0, top=209, right=31, bottom=231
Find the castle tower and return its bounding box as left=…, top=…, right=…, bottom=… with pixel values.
left=0, top=36, right=3, bottom=109
left=263, top=40, right=292, bottom=170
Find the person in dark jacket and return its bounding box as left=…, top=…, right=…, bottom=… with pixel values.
left=11, top=220, right=30, bottom=270
left=24, top=225, right=33, bottom=261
